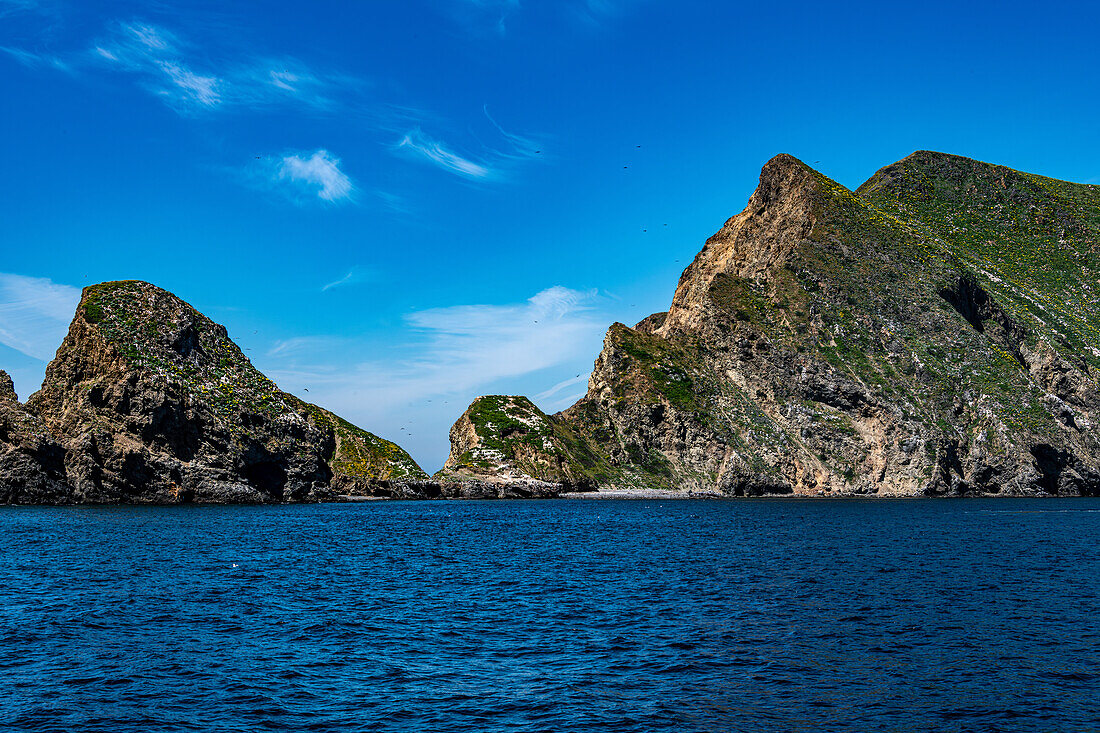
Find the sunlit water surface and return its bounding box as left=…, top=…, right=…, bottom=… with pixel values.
left=2, top=499, right=1098, bottom=732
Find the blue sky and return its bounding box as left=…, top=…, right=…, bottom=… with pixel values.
left=2, top=0, right=1098, bottom=470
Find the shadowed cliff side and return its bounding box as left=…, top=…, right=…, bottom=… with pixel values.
left=0, top=370, right=69, bottom=503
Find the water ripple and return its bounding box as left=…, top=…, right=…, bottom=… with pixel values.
left=1, top=498, right=1098, bottom=731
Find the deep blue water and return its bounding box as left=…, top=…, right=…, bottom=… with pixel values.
left=1, top=499, right=1098, bottom=732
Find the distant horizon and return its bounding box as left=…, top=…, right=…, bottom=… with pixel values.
left=3, top=0, right=1099, bottom=470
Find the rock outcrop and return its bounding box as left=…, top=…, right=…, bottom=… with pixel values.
left=5, top=280, right=427, bottom=503
left=0, top=371, right=69, bottom=503
left=449, top=152, right=1100, bottom=496
left=434, top=395, right=602, bottom=494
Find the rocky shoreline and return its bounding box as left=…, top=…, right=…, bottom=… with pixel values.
left=559, top=488, right=726, bottom=500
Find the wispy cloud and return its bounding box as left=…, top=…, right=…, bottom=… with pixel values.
left=389, top=110, right=544, bottom=183
left=0, top=0, right=48, bottom=17
left=321, top=267, right=371, bottom=292
left=232, top=59, right=343, bottom=111
left=125, top=21, right=172, bottom=52
left=92, top=21, right=224, bottom=111
left=322, top=271, right=354, bottom=291
left=535, top=372, right=589, bottom=401
left=262, top=286, right=609, bottom=469
left=8, top=15, right=543, bottom=196
left=86, top=21, right=343, bottom=114
left=277, top=150, right=354, bottom=202
left=453, top=0, right=521, bottom=35
left=0, top=45, right=70, bottom=72
left=155, top=59, right=220, bottom=106
left=373, top=190, right=413, bottom=215
left=483, top=105, right=545, bottom=161
left=267, top=335, right=352, bottom=358
left=0, top=273, right=80, bottom=361
left=395, top=127, right=492, bottom=180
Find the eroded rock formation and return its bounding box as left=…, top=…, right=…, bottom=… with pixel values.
left=449, top=152, right=1100, bottom=496
left=6, top=281, right=428, bottom=503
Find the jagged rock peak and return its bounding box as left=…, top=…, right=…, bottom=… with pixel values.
left=752, top=152, right=823, bottom=202
left=0, top=370, right=68, bottom=504
left=74, top=279, right=240, bottom=370
left=0, top=370, right=16, bottom=402
left=658, top=153, right=842, bottom=337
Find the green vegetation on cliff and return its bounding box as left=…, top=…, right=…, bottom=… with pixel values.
left=293, top=398, right=426, bottom=482
left=81, top=280, right=286, bottom=417
left=451, top=151, right=1100, bottom=496
left=22, top=279, right=425, bottom=503
left=439, top=395, right=609, bottom=488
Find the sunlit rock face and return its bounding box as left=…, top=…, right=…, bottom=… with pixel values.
left=452, top=152, right=1100, bottom=496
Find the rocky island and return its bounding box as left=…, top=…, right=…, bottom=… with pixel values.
left=3, top=151, right=1099, bottom=502
left=0, top=280, right=537, bottom=503
left=445, top=151, right=1100, bottom=497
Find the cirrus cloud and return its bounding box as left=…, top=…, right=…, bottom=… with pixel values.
left=0, top=272, right=80, bottom=361
left=88, top=21, right=342, bottom=114
left=395, top=127, right=492, bottom=180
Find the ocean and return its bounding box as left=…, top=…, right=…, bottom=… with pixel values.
left=2, top=498, right=1097, bottom=732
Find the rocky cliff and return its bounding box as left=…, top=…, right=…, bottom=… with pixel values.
left=0, top=371, right=69, bottom=503
left=450, top=152, right=1100, bottom=496
left=5, top=280, right=428, bottom=503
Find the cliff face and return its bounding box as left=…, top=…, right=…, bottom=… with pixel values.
left=452, top=152, right=1100, bottom=496
left=0, top=371, right=69, bottom=503
left=11, top=280, right=426, bottom=503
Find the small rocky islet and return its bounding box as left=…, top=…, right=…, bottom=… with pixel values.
left=4, top=150, right=1100, bottom=502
